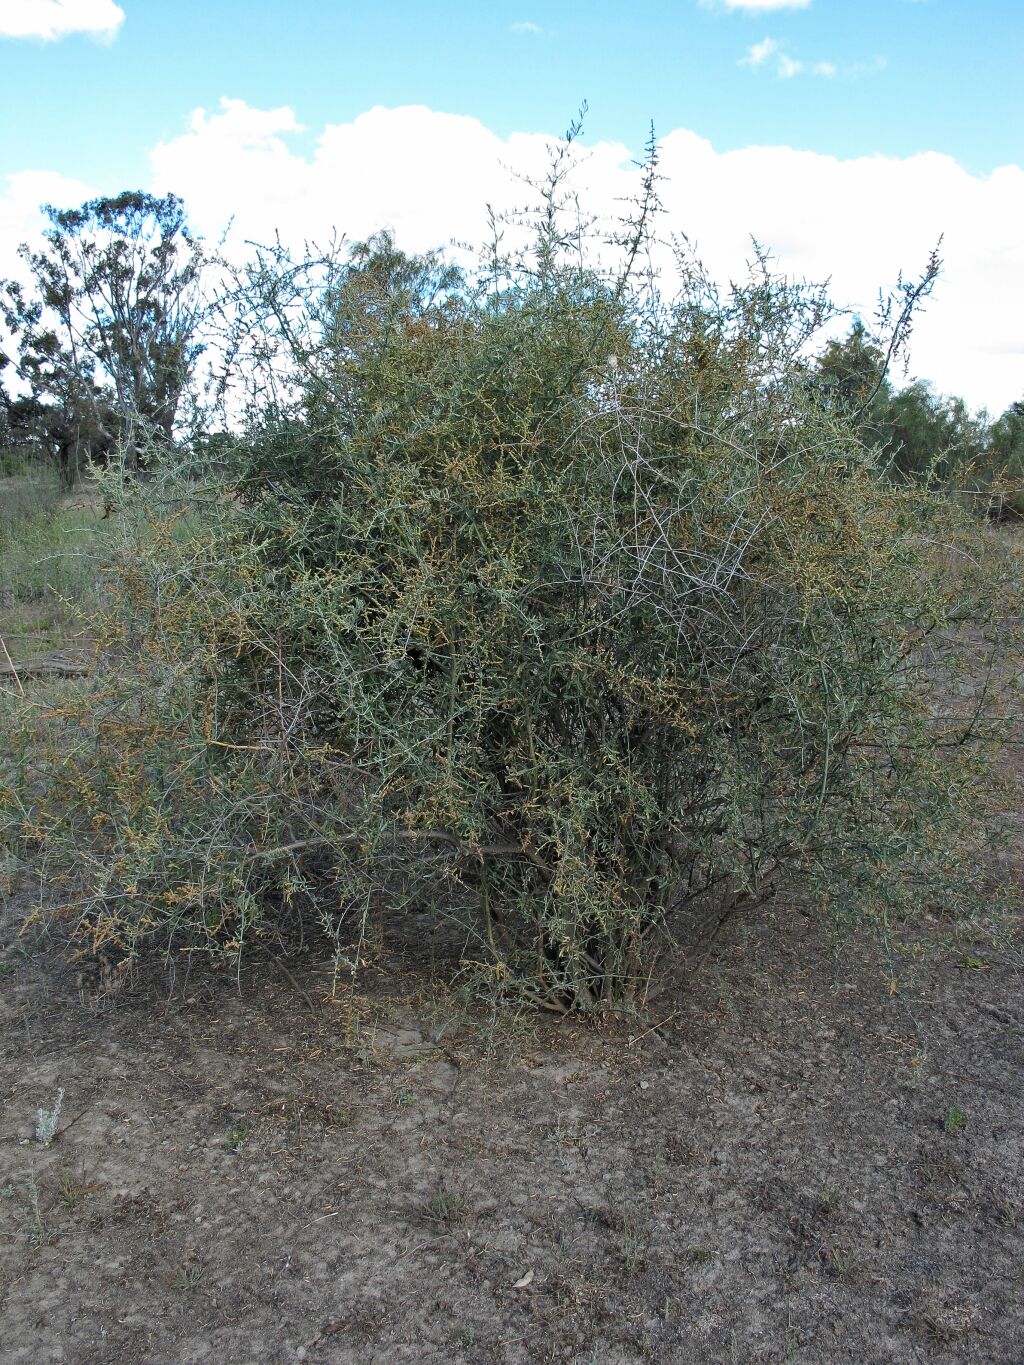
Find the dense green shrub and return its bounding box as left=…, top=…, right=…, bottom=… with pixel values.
left=4, top=167, right=1017, bottom=1010
left=979, top=400, right=1024, bottom=518
left=814, top=321, right=1024, bottom=513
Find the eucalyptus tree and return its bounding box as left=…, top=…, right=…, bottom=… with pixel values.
left=1, top=190, right=206, bottom=481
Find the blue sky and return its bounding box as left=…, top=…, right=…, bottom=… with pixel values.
left=1, top=0, right=1021, bottom=411
left=2, top=1, right=1022, bottom=184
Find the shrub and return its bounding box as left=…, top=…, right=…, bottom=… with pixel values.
left=4, top=157, right=1017, bottom=1010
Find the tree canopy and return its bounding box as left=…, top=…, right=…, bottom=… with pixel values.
left=1, top=190, right=205, bottom=481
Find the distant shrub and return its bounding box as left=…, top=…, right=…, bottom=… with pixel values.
left=0, top=451, right=28, bottom=478
left=814, top=321, right=1024, bottom=513
left=4, top=153, right=1017, bottom=1010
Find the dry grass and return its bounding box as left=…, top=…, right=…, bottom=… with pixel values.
left=0, top=471, right=112, bottom=662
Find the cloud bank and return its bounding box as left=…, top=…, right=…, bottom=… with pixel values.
left=0, top=0, right=125, bottom=42
left=2, top=101, right=1020, bottom=415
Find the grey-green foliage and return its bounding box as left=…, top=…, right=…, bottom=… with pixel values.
left=34, top=1087, right=64, bottom=1146
left=7, top=148, right=1015, bottom=1012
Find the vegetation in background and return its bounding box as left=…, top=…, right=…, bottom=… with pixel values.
left=983, top=400, right=1024, bottom=516
left=816, top=319, right=1023, bottom=511
left=0, top=191, right=206, bottom=484
left=0, top=467, right=113, bottom=696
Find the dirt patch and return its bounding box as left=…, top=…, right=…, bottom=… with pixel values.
left=1, top=884, right=1022, bottom=1364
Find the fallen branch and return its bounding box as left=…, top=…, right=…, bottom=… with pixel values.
left=0, top=659, right=90, bottom=678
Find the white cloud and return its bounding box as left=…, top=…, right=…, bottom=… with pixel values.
left=0, top=0, right=125, bottom=42
left=5, top=101, right=1021, bottom=415
left=739, top=36, right=778, bottom=68
left=851, top=54, right=888, bottom=76
left=706, top=0, right=812, bottom=11
left=777, top=52, right=803, bottom=78
left=740, top=37, right=845, bottom=80
left=0, top=169, right=94, bottom=271
left=149, top=100, right=636, bottom=265
left=653, top=131, right=1024, bottom=414
left=509, top=21, right=543, bottom=34
left=153, top=99, right=310, bottom=225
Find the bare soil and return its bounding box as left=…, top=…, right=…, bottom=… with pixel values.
left=1, top=877, right=1022, bottom=1364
